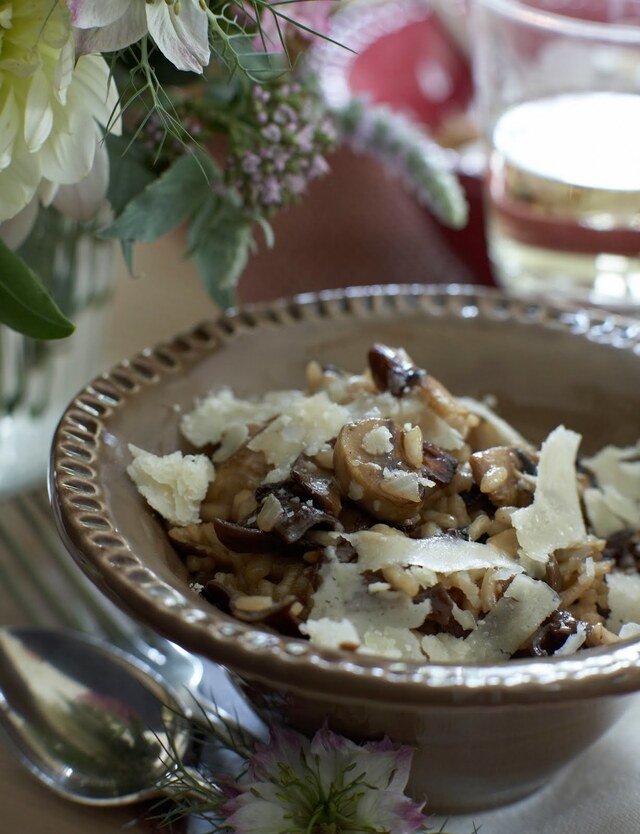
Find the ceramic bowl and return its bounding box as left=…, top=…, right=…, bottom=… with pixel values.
left=50, top=285, right=640, bottom=813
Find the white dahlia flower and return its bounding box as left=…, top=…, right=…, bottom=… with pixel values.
left=0, top=1, right=120, bottom=223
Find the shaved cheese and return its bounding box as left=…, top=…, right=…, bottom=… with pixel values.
left=458, top=396, right=528, bottom=447
left=461, top=574, right=559, bottom=661
left=180, top=388, right=301, bottom=457
left=127, top=444, right=214, bottom=527
left=301, top=550, right=433, bottom=652
left=584, top=485, right=640, bottom=538
left=361, top=425, right=393, bottom=455
left=606, top=572, right=640, bottom=635
left=248, top=393, right=350, bottom=482
left=582, top=442, right=640, bottom=536
left=583, top=441, right=640, bottom=501
left=340, top=529, right=523, bottom=575
left=421, top=632, right=473, bottom=662
left=301, top=618, right=360, bottom=651
left=618, top=622, right=640, bottom=641
left=419, top=409, right=465, bottom=450
left=361, top=627, right=425, bottom=661
left=512, top=426, right=587, bottom=571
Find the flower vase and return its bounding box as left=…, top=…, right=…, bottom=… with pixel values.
left=0, top=208, right=117, bottom=497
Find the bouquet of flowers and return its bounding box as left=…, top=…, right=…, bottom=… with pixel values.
left=0, top=0, right=466, bottom=341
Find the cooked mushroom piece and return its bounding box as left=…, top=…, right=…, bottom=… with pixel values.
left=469, top=446, right=536, bottom=508
left=368, top=345, right=477, bottom=436
left=530, top=610, right=590, bottom=656
left=254, top=482, right=343, bottom=544
left=368, top=344, right=425, bottom=396
left=333, top=417, right=450, bottom=524
left=290, top=455, right=342, bottom=515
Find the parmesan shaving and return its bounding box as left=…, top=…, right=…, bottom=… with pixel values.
left=461, top=575, right=559, bottom=662
left=127, top=444, right=214, bottom=527
left=606, top=572, right=640, bottom=635
left=248, top=393, right=350, bottom=480
left=512, top=426, right=587, bottom=571
left=340, top=529, right=523, bottom=575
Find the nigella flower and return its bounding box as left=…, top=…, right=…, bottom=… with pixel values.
left=0, top=1, right=120, bottom=223
left=70, top=0, right=210, bottom=74
left=221, top=724, right=427, bottom=834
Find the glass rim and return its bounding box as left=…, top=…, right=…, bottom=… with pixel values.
left=476, top=0, right=640, bottom=42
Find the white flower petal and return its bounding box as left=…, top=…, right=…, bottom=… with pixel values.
left=24, top=68, right=54, bottom=153
left=38, top=179, right=60, bottom=208
left=53, top=34, right=75, bottom=106
left=73, top=5, right=148, bottom=55
left=146, top=1, right=210, bottom=74
left=38, top=112, right=98, bottom=185
left=0, top=145, right=40, bottom=222
left=0, top=89, right=19, bottom=171
left=226, top=794, right=292, bottom=834
left=0, top=198, right=39, bottom=250
left=68, top=0, right=131, bottom=29
left=72, top=55, right=122, bottom=134
left=53, top=141, right=110, bottom=222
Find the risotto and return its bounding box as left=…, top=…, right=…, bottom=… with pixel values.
left=127, top=345, right=640, bottom=662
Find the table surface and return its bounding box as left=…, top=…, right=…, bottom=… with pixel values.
left=2, top=148, right=639, bottom=833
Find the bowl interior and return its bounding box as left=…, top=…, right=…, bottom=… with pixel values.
left=51, top=287, right=640, bottom=705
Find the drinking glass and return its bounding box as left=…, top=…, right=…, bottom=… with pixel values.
left=472, top=0, right=640, bottom=308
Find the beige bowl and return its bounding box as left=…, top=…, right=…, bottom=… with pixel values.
left=50, top=285, right=640, bottom=813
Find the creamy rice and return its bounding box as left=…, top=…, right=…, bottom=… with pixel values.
left=127, top=345, right=640, bottom=662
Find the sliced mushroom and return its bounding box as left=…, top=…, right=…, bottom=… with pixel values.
left=602, top=528, right=640, bottom=573
left=530, top=610, right=590, bottom=657
left=368, top=344, right=477, bottom=436
left=422, top=441, right=458, bottom=486
left=333, top=417, right=443, bottom=525
left=255, top=482, right=343, bottom=545
left=290, top=455, right=342, bottom=515
left=469, top=446, right=536, bottom=508
left=415, top=584, right=470, bottom=638
left=213, top=518, right=283, bottom=553
left=368, top=344, right=425, bottom=396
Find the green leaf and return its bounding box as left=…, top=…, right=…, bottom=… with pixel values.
left=120, top=240, right=134, bottom=276
left=0, top=239, right=75, bottom=340
left=101, top=152, right=220, bottom=243
left=105, top=134, right=156, bottom=216
left=186, top=197, right=253, bottom=310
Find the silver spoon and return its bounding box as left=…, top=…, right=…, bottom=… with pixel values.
left=0, top=625, right=257, bottom=806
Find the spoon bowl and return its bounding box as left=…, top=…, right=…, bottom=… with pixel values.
left=0, top=626, right=233, bottom=806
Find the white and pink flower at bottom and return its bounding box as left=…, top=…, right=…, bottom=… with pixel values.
left=221, top=724, right=427, bottom=834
